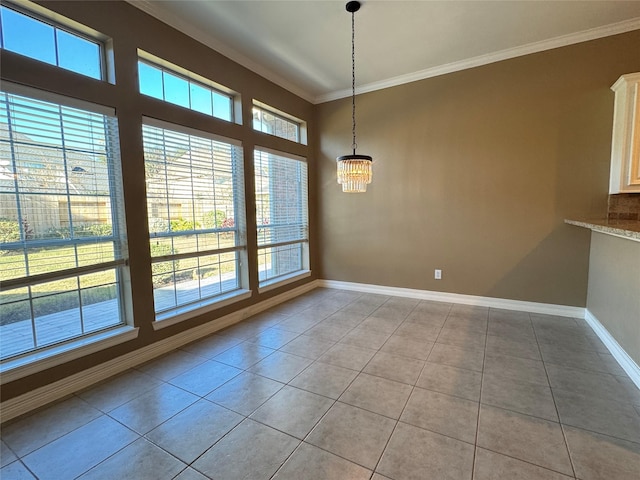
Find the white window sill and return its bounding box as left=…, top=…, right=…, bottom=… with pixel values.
left=153, top=289, right=252, bottom=330
left=0, top=326, right=139, bottom=384
left=258, top=270, right=311, bottom=294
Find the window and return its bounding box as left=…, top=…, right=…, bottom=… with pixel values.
left=0, top=85, right=127, bottom=360
left=138, top=59, right=233, bottom=122
left=254, top=149, right=309, bottom=287
left=609, top=72, right=640, bottom=193
left=253, top=103, right=302, bottom=143
left=142, top=120, right=246, bottom=320
left=0, top=4, right=103, bottom=80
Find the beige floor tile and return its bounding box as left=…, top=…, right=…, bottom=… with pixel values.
left=340, top=295, right=388, bottom=316
left=449, top=304, right=489, bottom=320
left=78, top=437, right=185, bottom=480
left=180, top=333, right=242, bottom=358
left=2, top=396, right=102, bottom=457
left=250, top=385, right=333, bottom=439
left=401, top=387, right=479, bottom=443
left=546, top=364, right=640, bottom=405
left=363, top=350, right=425, bottom=385
left=340, top=327, right=391, bottom=350
left=22, top=415, right=138, bottom=480
left=321, top=310, right=368, bottom=328
left=339, top=373, right=412, bottom=419
left=76, top=369, right=164, bottom=412
left=248, top=350, right=313, bottom=383
left=317, top=343, right=377, bottom=371
left=404, top=310, right=448, bottom=328
left=305, top=322, right=353, bottom=341
left=306, top=402, right=395, bottom=469
left=0, top=460, right=36, bottom=479
left=488, top=308, right=531, bottom=322
left=169, top=359, right=242, bottom=396
left=206, top=371, right=284, bottom=416
left=394, top=322, right=441, bottom=342
left=482, top=373, right=558, bottom=421
left=137, top=349, right=208, bottom=381
left=145, top=399, right=242, bottom=463
left=108, top=383, right=199, bottom=434
left=484, top=353, right=549, bottom=386
left=273, top=443, right=372, bottom=480
left=246, top=327, right=300, bottom=349
left=280, top=334, right=335, bottom=359
left=428, top=342, right=485, bottom=372
left=359, top=315, right=404, bottom=334
left=553, top=388, right=640, bottom=443
left=289, top=362, right=358, bottom=399
left=0, top=441, right=17, bottom=468
left=443, top=315, right=488, bottom=334
left=564, top=425, right=640, bottom=480
left=377, top=422, right=475, bottom=480
left=212, top=342, right=275, bottom=369
left=379, top=334, right=434, bottom=360
left=474, top=447, right=573, bottom=480
left=477, top=405, right=573, bottom=476
left=437, top=326, right=487, bottom=349
left=417, top=362, right=482, bottom=401
left=192, top=419, right=299, bottom=480
left=487, top=318, right=537, bottom=342
left=173, top=467, right=209, bottom=480
left=411, top=300, right=452, bottom=317
left=485, top=334, right=542, bottom=361
left=539, top=343, right=623, bottom=376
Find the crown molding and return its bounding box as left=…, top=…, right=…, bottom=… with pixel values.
left=126, top=0, right=316, bottom=104
left=315, top=17, right=640, bottom=104
left=126, top=2, right=639, bottom=106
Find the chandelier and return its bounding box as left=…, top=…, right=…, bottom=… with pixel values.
left=336, top=1, right=372, bottom=193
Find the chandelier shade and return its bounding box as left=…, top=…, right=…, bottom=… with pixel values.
left=336, top=154, right=372, bottom=193
left=337, top=0, right=372, bottom=193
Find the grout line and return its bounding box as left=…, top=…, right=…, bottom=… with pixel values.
left=368, top=300, right=452, bottom=477
left=470, top=308, right=490, bottom=480
left=532, top=315, right=578, bottom=479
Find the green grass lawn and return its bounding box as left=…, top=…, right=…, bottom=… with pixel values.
left=0, top=237, right=244, bottom=324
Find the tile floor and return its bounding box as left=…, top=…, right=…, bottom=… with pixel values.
left=2, top=288, right=640, bottom=480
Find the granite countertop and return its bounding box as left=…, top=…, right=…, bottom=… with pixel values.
left=565, top=218, right=640, bottom=241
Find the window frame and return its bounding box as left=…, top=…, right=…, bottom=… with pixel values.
left=137, top=52, right=237, bottom=123
left=0, top=82, right=131, bottom=363
left=252, top=101, right=306, bottom=144
left=254, top=147, right=310, bottom=291
left=142, top=117, right=249, bottom=325
left=0, top=1, right=107, bottom=81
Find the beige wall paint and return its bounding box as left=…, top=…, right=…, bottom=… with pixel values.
left=587, top=232, right=640, bottom=366
left=1, top=1, right=316, bottom=401
left=317, top=31, right=640, bottom=306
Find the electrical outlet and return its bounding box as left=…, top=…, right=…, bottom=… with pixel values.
left=435, top=269, right=442, bottom=280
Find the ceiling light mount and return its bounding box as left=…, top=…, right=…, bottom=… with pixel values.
left=336, top=0, right=372, bottom=193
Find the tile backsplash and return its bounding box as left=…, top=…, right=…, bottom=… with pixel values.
left=608, top=193, right=640, bottom=221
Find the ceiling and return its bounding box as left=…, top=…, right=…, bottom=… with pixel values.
left=131, top=1, right=640, bottom=104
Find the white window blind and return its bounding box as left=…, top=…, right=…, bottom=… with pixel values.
left=0, top=88, right=126, bottom=359
left=142, top=120, right=246, bottom=319
left=252, top=104, right=300, bottom=143
left=254, top=149, right=309, bottom=285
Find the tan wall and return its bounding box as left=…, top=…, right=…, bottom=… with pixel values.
left=1, top=1, right=317, bottom=401
left=317, top=31, right=640, bottom=306
left=587, top=232, right=640, bottom=366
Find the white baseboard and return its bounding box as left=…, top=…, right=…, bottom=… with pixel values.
left=318, top=280, right=585, bottom=318
left=0, top=280, right=319, bottom=423
left=584, top=309, right=640, bottom=389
